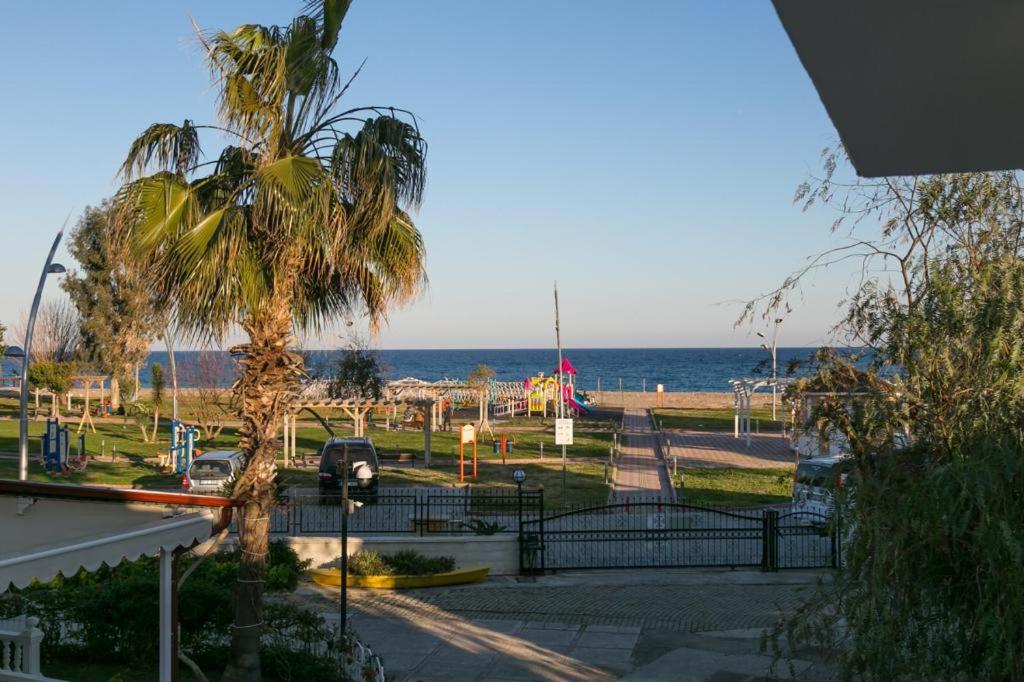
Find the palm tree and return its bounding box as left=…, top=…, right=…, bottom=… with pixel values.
left=118, top=3, right=427, bottom=678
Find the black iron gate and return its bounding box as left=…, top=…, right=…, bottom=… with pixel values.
left=519, top=501, right=838, bottom=573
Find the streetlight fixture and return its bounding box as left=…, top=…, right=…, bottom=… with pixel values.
left=756, top=318, right=784, bottom=421
left=18, top=230, right=66, bottom=481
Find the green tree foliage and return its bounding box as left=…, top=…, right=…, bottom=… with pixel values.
left=467, top=364, right=495, bottom=387
left=328, top=341, right=385, bottom=400
left=150, top=362, right=164, bottom=409
left=761, top=153, right=1024, bottom=679
left=116, top=3, right=427, bottom=677
left=63, top=202, right=156, bottom=410
left=27, top=361, right=75, bottom=417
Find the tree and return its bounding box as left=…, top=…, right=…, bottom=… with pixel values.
left=150, top=362, right=165, bottom=441
left=27, top=361, right=75, bottom=418
left=756, top=151, right=1024, bottom=679
left=467, top=364, right=495, bottom=388
left=15, top=299, right=80, bottom=364
left=118, top=4, right=427, bottom=678
left=63, top=201, right=156, bottom=411
left=328, top=339, right=385, bottom=400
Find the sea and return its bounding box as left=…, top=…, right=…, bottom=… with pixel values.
left=108, top=347, right=824, bottom=392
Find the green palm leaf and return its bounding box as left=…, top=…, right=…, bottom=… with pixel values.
left=133, top=176, right=195, bottom=250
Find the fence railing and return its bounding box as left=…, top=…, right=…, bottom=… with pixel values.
left=241, top=487, right=545, bottom=536
left=0, top=617, right=46, bottom=681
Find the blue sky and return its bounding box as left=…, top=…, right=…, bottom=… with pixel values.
left=0, top=1, right=860, bottom=349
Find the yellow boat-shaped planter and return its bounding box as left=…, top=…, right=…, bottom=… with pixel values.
left=309, top=565, right=491, bottom=589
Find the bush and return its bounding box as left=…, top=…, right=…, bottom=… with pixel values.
left=0, top=540, right=314, bottom=672
left=348, top=549, right=455, bottom=576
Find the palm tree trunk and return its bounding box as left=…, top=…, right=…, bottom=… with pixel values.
left=223, top=302, right=303, bottom=682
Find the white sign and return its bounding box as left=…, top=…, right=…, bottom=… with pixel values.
left=656, top=384, right=664, bottom=393
left=555, top=418, right=574, bottom=446
left=460, top=423, right=476, bottom=444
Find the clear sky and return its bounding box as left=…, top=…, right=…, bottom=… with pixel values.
left=0, top=1, right=860, bottom=350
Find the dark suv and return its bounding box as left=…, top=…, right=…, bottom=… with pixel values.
left=317, top=437, right=380, bottom=505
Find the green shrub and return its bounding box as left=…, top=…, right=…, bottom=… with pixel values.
left=387, top=549, right=455, bottom=576
left=348, top=549, right=455, bottom=576
left=0, top=540, right=313, bottom=670
left=348, top=550, right=394, bottom=576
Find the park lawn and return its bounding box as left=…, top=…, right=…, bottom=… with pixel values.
left=678, top=467, right=794, bottom=507
left=288, top=424, right=613, bottom=462
left=380, top=460, right=610, bottom=508
left=654, top=407, right=782, bottom=432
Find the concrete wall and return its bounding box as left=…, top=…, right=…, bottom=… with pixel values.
left=224, top=534, right=520, bottom=575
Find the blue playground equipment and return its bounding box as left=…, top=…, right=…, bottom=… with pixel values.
left=43, top=419, right=69, bottom=473
left=170, top=420, right=198, bottom=474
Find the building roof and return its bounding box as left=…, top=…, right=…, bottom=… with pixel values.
left=773, top=0, right=1024, bottom=176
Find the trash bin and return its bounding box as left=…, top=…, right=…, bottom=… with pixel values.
left=492, top=440, right=500, bottom=454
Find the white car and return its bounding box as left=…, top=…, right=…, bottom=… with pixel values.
left=791, top=454, right=853, bottom=518
left=182, top=450, right=244, bottom=495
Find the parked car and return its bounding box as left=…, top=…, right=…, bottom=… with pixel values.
left=317, top=437, right=380, bottom=505
left=791, top=454, right=854, bottom=518
left=182, top=450, right=244, bottom=495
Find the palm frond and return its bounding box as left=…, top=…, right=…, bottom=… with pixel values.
left=121, top=121, right=202, bottom=179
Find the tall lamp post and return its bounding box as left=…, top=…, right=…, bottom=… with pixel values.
left=757, top=318, right=783, bottom=422
left=19, top=231, right=66, bottom=480
left=339, top=446, right=372, bottom=642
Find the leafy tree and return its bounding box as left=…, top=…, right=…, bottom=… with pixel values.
left=0, top=322, right=7, bottom=362
left=117, top=3, right=427, bottom=678
left=150, top=362, right=164, bottom=440
left=328, top=341, right=385, bottom=400
left=467, top=364, right=495, bottom=387
left=758, top=152, right=1024, bottom=679
left=63, top=201, right=156, bottom=411
left=27, top=361, right=76, bottom=417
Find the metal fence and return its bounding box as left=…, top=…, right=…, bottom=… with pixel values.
left=251, top=487, right=543, bottom=536
left=519, top=501, right=840, bottom=573
left=233, top=487, right=839, bottom=574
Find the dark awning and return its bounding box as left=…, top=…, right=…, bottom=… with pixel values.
left=773, top=0, right=1024, bottom=177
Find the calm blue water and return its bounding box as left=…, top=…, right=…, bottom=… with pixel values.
left=116, top=347, right=821, bottom=392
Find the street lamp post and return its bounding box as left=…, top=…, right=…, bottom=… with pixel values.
left=19, top=231, right=66, bottom=480
left=339, top=445, right=372, bottom=642
left=757, top=318, right=783, bottom=422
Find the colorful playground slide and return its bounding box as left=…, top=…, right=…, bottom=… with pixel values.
left=566, top=388, right=590, bottom=415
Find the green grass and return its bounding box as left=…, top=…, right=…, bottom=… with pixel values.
left=380, top=459, right=610, bottom=508
left=654, top=407, right=782, bottom=432
left=678, top=467, right=793, bottom=507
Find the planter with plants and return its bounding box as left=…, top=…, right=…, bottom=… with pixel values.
left=310, top=549, right=490, bottom=589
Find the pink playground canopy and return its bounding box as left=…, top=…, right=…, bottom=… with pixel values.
left=554, top=358, right=576, bottom=376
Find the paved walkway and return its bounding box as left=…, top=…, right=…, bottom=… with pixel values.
left=666, top=431, right=795, bottom=469
left=611, top=409, right=673, bottom=500
left=295, top=569, right=835, bottom=681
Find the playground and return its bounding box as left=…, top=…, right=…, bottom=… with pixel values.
left=0, top=356, right=619, bottom=507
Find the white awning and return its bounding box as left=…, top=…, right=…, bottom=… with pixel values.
left=0, top=485, right=229, bottom=593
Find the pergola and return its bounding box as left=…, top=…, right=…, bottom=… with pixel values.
left=282, top=397, right=436, bottom=467
left=729, top=378, right=794, bottom=446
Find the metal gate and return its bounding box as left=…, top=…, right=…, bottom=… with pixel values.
left=519, top=501, right=838, bottom=573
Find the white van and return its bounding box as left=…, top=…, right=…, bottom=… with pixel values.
left=791, top=455, right=854, bottom=518
left=182, top=450, right=244, bottom=495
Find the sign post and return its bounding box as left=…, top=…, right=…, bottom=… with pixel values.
left=460, top=423, right=477, bottom=482
left=555, top=418, right=574, bottom=446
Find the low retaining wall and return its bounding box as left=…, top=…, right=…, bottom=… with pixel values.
left=222, top=534, right=520, bottom=576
